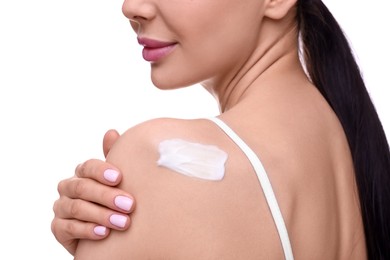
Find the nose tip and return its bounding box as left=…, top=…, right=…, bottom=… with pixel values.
left=122, top=0, right=156, bottom=22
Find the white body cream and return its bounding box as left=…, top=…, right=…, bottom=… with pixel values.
left=157, top=139, right=228, bottom=181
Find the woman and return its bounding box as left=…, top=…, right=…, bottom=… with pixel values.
left=52, top=0, right=390, bottom=259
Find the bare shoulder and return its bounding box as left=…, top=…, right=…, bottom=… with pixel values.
left=74, top=117, right=284, bottom=259
left=119, top=117, right=219, bottom=146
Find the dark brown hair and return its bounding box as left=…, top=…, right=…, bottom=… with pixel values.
left=297, top=0, right=390, bottom=259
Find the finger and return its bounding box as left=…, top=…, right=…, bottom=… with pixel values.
left=75, top=159, right=122, bottom=186
left=57, top=177, right=135, bottom=213
left=51, top=218, right=111, bottom=255
left=54, top=197, right=132, bottom=230
left=51, top=218, right=110, bottom=241
left=103, top=129, right=120, bottom=158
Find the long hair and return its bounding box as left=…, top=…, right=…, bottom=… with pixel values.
left=296, top=0, right=390, bottom=259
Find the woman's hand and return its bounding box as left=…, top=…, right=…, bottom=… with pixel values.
left=51, top=130, right=135, bottom=256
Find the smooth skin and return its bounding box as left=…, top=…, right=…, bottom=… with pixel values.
left=70, top=0, right=367, bottom=259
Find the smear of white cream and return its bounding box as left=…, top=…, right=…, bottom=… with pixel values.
left=157, top=139, right=228, bottom=181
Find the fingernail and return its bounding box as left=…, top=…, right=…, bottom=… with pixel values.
left=104, top=169, right=119, bottom=182
left=94, top=226, right=107, bottom=236
left=115, top=196, right=133, bottom=211
left=110, top=214, right=127, bottom=228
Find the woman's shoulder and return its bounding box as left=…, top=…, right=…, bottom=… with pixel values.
left=120, top=117, right=217, bottom=144
left=106, top=116, right=245, bottom=192
left=107, top=117, right=221, bottom=163
left=77, top=116, right=286, bottom=259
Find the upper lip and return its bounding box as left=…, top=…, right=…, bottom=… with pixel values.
left=137, top=37, right=177, bottom=48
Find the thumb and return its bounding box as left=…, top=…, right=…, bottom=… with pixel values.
left=103, top=129, right=120, bottom=158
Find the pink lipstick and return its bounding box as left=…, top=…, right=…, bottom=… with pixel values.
left=137, top=37, right=177, bottom=62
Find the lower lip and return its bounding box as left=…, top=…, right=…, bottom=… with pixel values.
left=142, top=44, right=177, bottom=62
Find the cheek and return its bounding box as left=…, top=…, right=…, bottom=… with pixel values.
left=185, top=24, right=259, bottom=76
left=150, top=4, right=262, bottom=89
left=150, top=36, right=254, bottom=90
left=150, top=32, right=258, bottom=89
left=183, top=7, right=261, bottom=71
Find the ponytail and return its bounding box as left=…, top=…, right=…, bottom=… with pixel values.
left=296, top=0, right=390, bottom=259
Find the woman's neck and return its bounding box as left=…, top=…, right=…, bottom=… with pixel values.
left=202, top=17, right=303, bottom=113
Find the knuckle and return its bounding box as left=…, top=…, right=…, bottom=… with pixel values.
left=51, top=219, right=58, bottom=236
left=70, top=200, right=82, bottom=218
left=74, top=163, right=83, bottom=176
left=77, top=159, right=99, bottom=178
left=52, top=199, right=59, bottom=214
left=76, top=161, right=88, bottom=177
left=73, top=179, right=86, bottom=197
left=51, top=219, right=67, bottom=242
left=64, top=221, right=77, bottom=237
left=57, top=179, right=66, bottom=194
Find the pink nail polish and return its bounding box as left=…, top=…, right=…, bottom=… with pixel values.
left=94, top=226, right=107, bottom=236
left=115, top=196, right=133, bottom=211
left=110, top=214, right=127, bottom=228
left=104, top=169, right=119, bottom=182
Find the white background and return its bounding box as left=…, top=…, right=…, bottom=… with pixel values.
left=0, top=0, right=388, bottom=259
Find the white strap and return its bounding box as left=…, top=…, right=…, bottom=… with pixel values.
left=207, top=117, right=294, bottom=260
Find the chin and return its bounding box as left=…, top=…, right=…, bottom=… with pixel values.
left=151, top=78, right=181, bottom=90
left=150, top=72, right=195, bottom=91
